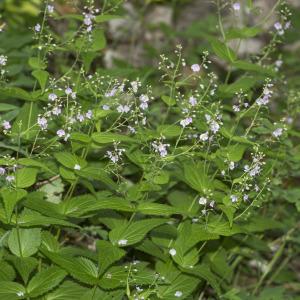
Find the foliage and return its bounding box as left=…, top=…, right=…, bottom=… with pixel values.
left=0, top=0, right=299, bottom=299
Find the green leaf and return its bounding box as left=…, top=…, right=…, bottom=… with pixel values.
left=91, top=28, right=106, bottom=51
left=94, top=14, right=122, bottom=23
left=0, top=188, right=27, bottom=222
left=183, top=162, right=212, bottom=193
left=161, top=95, right=176, bottom=106
left=232, top=60, right=275, bottom=76
left=0, top=87, right=32, bottom=101
left=157, top=124, right=182, bottom=137
left=0, top=103, right=18, bottom=111
left=32, top=70, right=49, bottom=92
left=18, top=158, right=55, bottom=175
left=42, top=250, right=98, bottom=285
left=92, top=132, right=136, bottom=144
left=0, top=281, right=26, bottom=300
left=210, top=38, right=236, bottom=62
left=8, top=256, right=38, bottom=284
left=28, top=57, right=46, bottom=70
left=96, top=240, right=126, bottom=276
left=44, top=280, right=88, bottom=300
left=27, top=266, right=67, bottom=298
left=54, top=152, right=87, bottom=170
left=219, top=205, right=236, bottom=228
left=137, top=203, right=180, bottom=216
left=15, top=167, right=38, bottom=188
left=109, top=218, right=168, bottom=247
left=226, top=27, right=262, bottom=40
left=8, top=228, right=41, bottom=257
left=0, top=261, right=16, bottom=281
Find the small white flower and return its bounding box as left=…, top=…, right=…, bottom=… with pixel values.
left=47, top=5, right=54, bottom=13
left=139, top=94, right=149, bottom=103
left=233, top=105, right=240, bottom=112
left=229, top=161, right=235, bottom=170
left=77, top=114, right=85, bottom=122
left=6, top=175, right=15, bottom=182
left=169, top=248, right=176, bottom=256
left=199, top=197, right=207, bottom=205
left=243, top=194, right=249, bottom=201
left=210, top=120, right=220, bottom=134
left=233, top=2, right=240, bottom=11
left=64, top=133, right=70, bottom=141
left=56, top=129, right=65, bottom=137
left=65, top=87, right=73, bottom=95
left=189, top=96, right=197, bottom=106
left=118, top=239, right=128, bottom=246
left=0, top=55, right=7, bottom=66
left=16, top=291, right=24, bottom=297
left=102, top=105, right=110, bottom=110
left=175, top=291, right=183, bottom=298
left=52, top=107, right=61, bottom=116
left=140, top=102, right=148, bottom=110
left=131, top=81, right=140, bottom=93
left=0, top=167, right=5, bottom=175
left=86, top=110, right=92, bottom=119
left=199, top=132, right=209, bottom=141
left=74, top=164, right=81, bottom=170
left=37, top=117, right=48, bottom=130
left=230, top=195, right=238, bottom=203
left=274, top=22, right=282, bottom=31
left=272, top=128, right=283, bottom=138
left=191, top=64, right=200, bottom=72
left=48, top=93, right=57, bottom=101
left=117, top=105, right=130, bottom=113
left=209, top=201, right=215, bottom=208
left=180, top=117, right=192, bottom=128
left=2, top=120, right=11, bottom=130
left=34, top=23, right=41, bottom=32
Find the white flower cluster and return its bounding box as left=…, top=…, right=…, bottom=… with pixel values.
left=256, top=83, right=274, bottom=106
left=106, top=143, right=126, bottom=163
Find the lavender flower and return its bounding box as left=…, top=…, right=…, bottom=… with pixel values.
left=37, top=117, right=48, bottom=130
left=180, top=117, right=192, bottom=128
left=48, top=93, right=58, bottom=101
left=56, top=129, right=65, bottom=138
left=191, top=64, right=200, bottom=72
left=0, top=55, right=7, bottom=66
left=2, top=120, right=11, bottom=130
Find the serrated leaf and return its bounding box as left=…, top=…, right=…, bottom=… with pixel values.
left=0, top=281, right=26, bottom=300
left=54, top=152, right=87, bottom=170
left=92, top=132, right=136, bottom=144
left=45, top=281, right=88, bottom=300
left=210, top=38, right=236, bottom=62
left=137, top=203, right=180, bottom=216
left=15, top=167, right=37, bottom=188
left=27, top=266, right=67, bottom=297
left=96, top=240, right=126, bottom=276
left=8, top=228, right=41, bottom=257
left=109, top=218, right=168, bottom=247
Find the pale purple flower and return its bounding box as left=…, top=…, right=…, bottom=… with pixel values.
left=140, top=102, right=148, bottom=110
left=86, top=110, right=92, bottom=119
left=77, top=114, right=85, bottom=122
left=189, top=96, right=197, bottom=106
left=34, top=23, right=41, bottom=32
left=274, top=22, right=282, bottom=31
left=65, top=87, right=72, bottom=95
left=233, top=2, right=240, bottom=11
left=152, top=141, right=170, bottom=157
left=272, top=128, right=283, bottom=138
left=210, top=120, right=220, bottom=133
left=0, top=55, right=7, bottom=66
left=191, top=64, right=200, bottom=72
left=48, top=93, right=57, bottom=101
left=105, top=87, right=117, bottom=97
left=2, top=120, right=11, bottom=130
left=175, top=291, right=183, bottom=298
left=56, top=129, right=65, bottom=137
left=102, top=105, right=110, bottom=110
left=0, top=167, right=5, bottom=175
left=180, top=117, right=193, bottom=128
left=37, top=117, right=48, bottom=130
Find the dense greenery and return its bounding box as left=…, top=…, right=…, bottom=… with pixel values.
left=0, top=0, right=299, bottom=299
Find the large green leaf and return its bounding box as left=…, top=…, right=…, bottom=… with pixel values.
left=8, top=228, right=41, bottom=257
left=92, top=132, right=136, bottom=144
left=0, top=281, right=26, bottom=300
left=15, top=167, right=38, bottom=188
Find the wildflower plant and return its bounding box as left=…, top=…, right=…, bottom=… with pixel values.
left=0, top=0, right=299, bottom=299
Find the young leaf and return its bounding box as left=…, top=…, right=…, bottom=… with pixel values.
left=161, top=95, right=176, bottom=106
left=209, top=38, right=236, bottom=62
left=32, top=69, right=49, bottom=92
